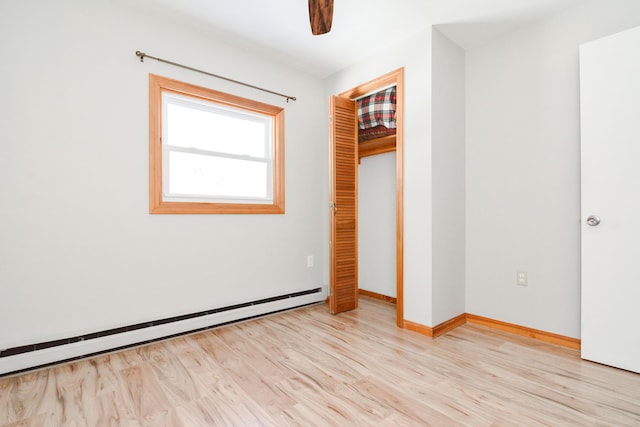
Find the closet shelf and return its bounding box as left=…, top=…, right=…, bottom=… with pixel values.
left=358, top=135, right=396, bottom=161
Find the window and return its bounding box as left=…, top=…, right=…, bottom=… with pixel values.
left=149, top=74, right=284, bottom=214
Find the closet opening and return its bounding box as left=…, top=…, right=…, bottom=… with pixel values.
left=329, top=68, right=404, bottom=327
left=355, top=85, right=397, bottom=306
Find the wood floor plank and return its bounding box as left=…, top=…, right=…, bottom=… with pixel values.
left=3, top=371, right=58, bottom=424
left=1, top=296, right=640, bottom=426
left=2, top=414, right=58, bottom=427
left=192, top=332, right=297, bottom=415
left=119, top=363, right=181, bottom=426
left=138, top=343, right=200, bottom=406
left=174, top=395, right=276, bottom=427
left=53, top=363, right=97, bottom=425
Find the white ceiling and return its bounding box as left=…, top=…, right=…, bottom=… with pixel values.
left=122, top=0, right=584, bottom=78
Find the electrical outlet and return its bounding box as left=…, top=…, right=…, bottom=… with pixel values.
left=307, top=255, right=314, bottom=268
left=517, top=271, right=528, bottom=286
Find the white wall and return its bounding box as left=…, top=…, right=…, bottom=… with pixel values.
left=324, top=29, right=434, bottom=326
left=465, top=0, right=640, bottom=338
left=0, top=0, right=327, bottom=349
left=431, top=29, right=466, bottom=325
left=358, top=152, right=396, bottom=298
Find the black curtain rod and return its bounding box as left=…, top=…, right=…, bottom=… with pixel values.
left=135, top=51, right=297, bottom=103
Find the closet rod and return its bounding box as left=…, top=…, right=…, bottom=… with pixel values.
left=135, top=51, right=297, bottom=102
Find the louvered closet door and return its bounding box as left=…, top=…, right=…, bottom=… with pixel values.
left=329, top=96, right=358, bottom=314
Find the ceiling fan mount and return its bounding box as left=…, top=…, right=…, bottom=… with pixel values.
left=308, top=0, right=334, bottom=35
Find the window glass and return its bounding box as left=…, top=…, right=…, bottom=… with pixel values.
left=167, top=151, right=269, bottom=201
left=165, top=96, right=269, bottom=158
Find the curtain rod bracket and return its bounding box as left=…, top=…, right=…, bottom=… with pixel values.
left=134, top=50, right=296, bottom=103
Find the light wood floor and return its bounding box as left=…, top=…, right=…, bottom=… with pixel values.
left=1, top=296, right=639, bottom=426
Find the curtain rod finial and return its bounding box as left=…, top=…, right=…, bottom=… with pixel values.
left=135, top=50, right=145, bottom=62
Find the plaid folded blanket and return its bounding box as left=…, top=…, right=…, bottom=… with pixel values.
left=357, top=86, right=396, bottom=130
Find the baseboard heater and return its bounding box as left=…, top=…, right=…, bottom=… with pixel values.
left=0, top=287, right=325, bottom=377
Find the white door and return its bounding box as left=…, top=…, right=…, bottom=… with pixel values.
left=580, top=26, right=640, bottom=373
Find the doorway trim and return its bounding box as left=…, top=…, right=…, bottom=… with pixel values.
left=338, top=68, right=404, bottom=327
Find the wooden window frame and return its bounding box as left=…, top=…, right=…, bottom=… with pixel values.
left=149, top=74, right=285, bottom=214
